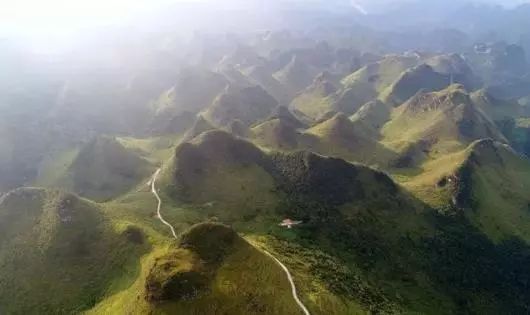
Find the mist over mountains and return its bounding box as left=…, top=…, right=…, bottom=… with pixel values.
left=2, top=0, right=530, bottom=314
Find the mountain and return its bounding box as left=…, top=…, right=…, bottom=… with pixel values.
left=312, top=54, right=421, bottom=116
left=167, top=128, right=411, bottom=218
left=341, top=54, right=421, bottom=98
left=305, top=112, right=397, bottom=166
left=405, top=138, right=530, bottom=242
left=162, top=130, right=530, bottom=314
left=43, top=136, right=155, bottom=201
left=249, top=106, right=306, bottom=150
left=0, top=188, right=147, bottom=314
left=381, top=64, right=451, bottom=106
left=381, top=84, right=506, bottom=166
left=273, top=55, right=315, bottom=96
left=216, top=65, right=254, bottom=88
left=182, top=115, right=217, bottom=143
left=217, top=45, right=265, bottom=70
left=471, top=88, right=527, bottom=122
left=251, top=119, right=302, bottom=151
left=350, top=100, right=391, bottom=137
left=508, top=118, right=530, bottom=156
left=139, top=222, right=303, bottom=314
left=150, top=67, right=228, bottom=134
left=268, top=105, right=306, bottom=129
left=289, top=72, right=338, bottom=121
left=201, top=85, right=278, bottom=127
left=4, top=3, right=530, bottom=314
left=244, top=65, right=292, bottom=105
left=484, top=75, right=530, bottom=100
left=425, top=53, right=481, bottom=90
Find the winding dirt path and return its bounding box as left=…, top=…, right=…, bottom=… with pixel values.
left=149, top=168, right=310, bottom=315
left=260, top=249, right=311, bottom=315
left=150, top=169, right=177, bottom=239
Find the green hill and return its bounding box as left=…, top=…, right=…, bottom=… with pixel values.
left=250, top=106, right=306, bottom=151
left=274, top=55, right=315, bottom=96
left=350, top=100, right=392, bottom=138
left=471, top=89, right=527, bottom=122
left=289, top=72, right=338, bottom=121
left=381, top=84, right=506, bottom=166
left=244, top=65, right=292, bottom=105
left=404, top=139, right=530, bottom=242
left=5, top=130, right=530, bottom=314
left=305, top=112, right=397, bottom=166
left=448, top=140, right=530, bottom=242
left=150, top=67, right=228, bottom=134
left=0, top=188, right=148, bottom=314
left=201, top=85, right=278, bottom=127
left=161, top=130, right=530, bottom=314
left=425, top=53, right=481, bottom=90
left=181, top=115, right=217, bottom=143
left=289, top=55, right=427, bottom=122
left=341, top=54, right=420, bottom=100
left=45, top=136, right=155, bottom=201
left=381, top=64, right=451, bottom=106
left=251, top=117, right=303, bottom=151
left=268, top=105, right=306, bottom=129
left=166, top=130, right=277, bottom=216
left=143, top=223, right=303, bottom=314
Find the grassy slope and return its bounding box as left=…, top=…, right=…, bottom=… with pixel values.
left=251, top=118, right=302, bottom=151
left=244, top=65, right=292, bottom=105
left=0, top=188, right=148, bottom=314
left=289, top=55, right=419, bottom=123
left=150, top=67, right=228, bottom=118
left=154, top=130, right=460, bottom=314
left=201, top=85, right=278, bottom=127
left=471, top=89, right=525, bottom=122
left=401, top=139, right=530, bottom=242
left=36, top=136, right=156, bottom=202
left=89, top=220, right=351, bottom=315
left=305, top=113, right=396, bottom=167
left=289, top=74, right=337, bottom=121
left=341, top=54, right=419, bottom=95
left=463, top=141, right=530, bottom=242
left=273, top=55, right=315, bottom=96
left=381, top=85, right=505, bottom=164
left=380, top=64, right=450, bottom=107
left=8, top=128, right=530, bottom=315
left=116, top=134, right=182, bottom=165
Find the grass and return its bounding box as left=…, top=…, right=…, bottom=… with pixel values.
left=251, top=118, right=302, bottom=151
left=401, top=148, right=470, bottom=207
left=116, top=135, right=182, bottom=165
left=305, top=113, right=397, bottom=167
left=0, top=188, right=149, bottom=314
left=400, top=138, right=530, bottom=243
left=380, top=64, right=450, bottom=106
left=381, top=85, right=505, bottom=166
left=201, top=85, right=278, bottom=127
left=4, top=70, right=530, bottom=314
left=89, top=222, right=311, bottom=315
left=40, top=136, right=156, bottom=202
left=342, top=55, right=419, bottom=94
left=289, top=92, right=335, bottom=121
left=463, top=142, right=530, bottom=242
left=33, top=147, right=80, bottom=187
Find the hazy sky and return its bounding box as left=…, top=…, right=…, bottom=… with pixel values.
left=1, top=0, right=529, bottom=40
